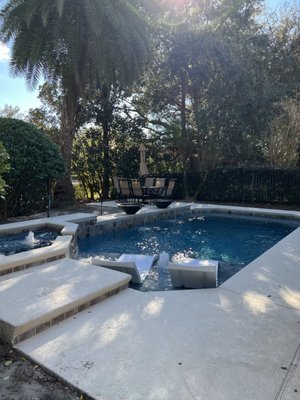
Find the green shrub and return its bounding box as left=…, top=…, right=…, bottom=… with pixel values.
left=0, top=141, right=10, bottom=196
left=0, top=117, right=65, bottom=218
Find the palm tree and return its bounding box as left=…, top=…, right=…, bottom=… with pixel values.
left=0, top=0, right=152, bottom=201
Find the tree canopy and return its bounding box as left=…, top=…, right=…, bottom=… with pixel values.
left=0, top=0, right=155, bottom=201
left=1, top=0, right=152, bottom=89
left=1, top=0, right=300, bottom=205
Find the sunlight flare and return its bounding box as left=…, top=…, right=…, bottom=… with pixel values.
left=0, top=42, right=10, bottom=62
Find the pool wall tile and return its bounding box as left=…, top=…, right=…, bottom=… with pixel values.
left=91, top=205, right=191, bottom=236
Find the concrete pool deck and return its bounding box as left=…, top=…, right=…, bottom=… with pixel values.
left=0, top=204, right=299, bottom=399
left=16, top=279, right=300, bottom=399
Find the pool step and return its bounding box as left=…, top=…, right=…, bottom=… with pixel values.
left=0, top=258, right=131, bottom=345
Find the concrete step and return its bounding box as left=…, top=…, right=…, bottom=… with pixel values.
left=0, top=258, right=131, bottom=345
left=15, top=288, right=300, bottom=400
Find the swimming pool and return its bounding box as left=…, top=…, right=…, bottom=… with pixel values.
left=78, top=214, right=298, bottom=290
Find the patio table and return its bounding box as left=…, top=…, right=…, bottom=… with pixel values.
left=142, top=186, right=163, bottom=204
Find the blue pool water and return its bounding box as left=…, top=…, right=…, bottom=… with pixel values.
left=78, top=214, right=297, bottom=290
left=0, top=230, right=59, bottom=256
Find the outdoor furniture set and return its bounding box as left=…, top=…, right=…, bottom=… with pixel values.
left=113, top=176, right=177, bottom=213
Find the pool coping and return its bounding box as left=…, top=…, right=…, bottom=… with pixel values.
left=190, top=203, right=300, bottom=221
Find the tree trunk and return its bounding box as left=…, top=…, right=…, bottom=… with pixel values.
left=179, top=73, right=190, bottom=199
left=53, top=96, right=77, bottom=204
left=54, top=127, right=75, bottom=204
left=100, top=85, right=112, bottom=199
left=102, top=128, right=110, bottom=199
left=191, top=170, right=209, bottom=202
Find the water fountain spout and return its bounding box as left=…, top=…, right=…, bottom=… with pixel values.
left=25, top=231, right=36, bottom=246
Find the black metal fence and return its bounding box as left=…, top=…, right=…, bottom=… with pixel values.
left=182, top=167, right=300, bottom=204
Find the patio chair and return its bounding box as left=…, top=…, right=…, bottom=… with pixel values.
left=143, top=176, right=155, bottom=187
left=141, top=176, right=157, bottom=203
left=92, top=254, right=158, bottom=283
left=118, top=178, right=132, bottom=201
left=160, top=178, right=177, bottom=199
left=154, top=177, right=167, bottom=189
left=145, top=177, right=167, bottom=201
left=112, top=176, right=121, bottom=199
left=168, top=259, right=218, bottom=289
left=131, top=179, right=148, bottom=203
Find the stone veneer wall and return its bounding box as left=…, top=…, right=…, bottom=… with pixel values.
left=75, top=219, right=97, bottom=238
left=0, top=254, right=66, bottom=277
left=89, top=206, right=190, bottom=237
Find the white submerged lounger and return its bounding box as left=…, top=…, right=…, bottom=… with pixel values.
left=91, top=254, right=158, bottom=284
left=168, top=259, right=218, bottom=289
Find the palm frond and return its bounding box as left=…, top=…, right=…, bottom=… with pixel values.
left=1, top=0, right=154, bottom=94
